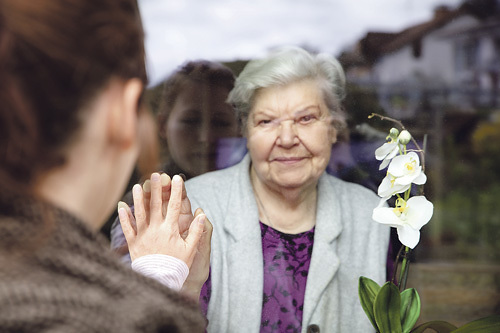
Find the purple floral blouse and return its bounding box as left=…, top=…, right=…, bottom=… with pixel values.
left=200, top=222, right=315, bottom=332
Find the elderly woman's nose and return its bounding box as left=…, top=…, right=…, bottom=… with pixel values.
left=276, top=121, right=298, bottom=147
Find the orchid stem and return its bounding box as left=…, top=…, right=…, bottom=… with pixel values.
left=398, top=246, right=411, bottom=291
left=392, top=245, right=404, bottom=285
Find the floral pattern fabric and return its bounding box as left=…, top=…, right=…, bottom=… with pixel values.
left=260, top=222, right=315, bottom=333
left=199, top=222, right=315, bottom=333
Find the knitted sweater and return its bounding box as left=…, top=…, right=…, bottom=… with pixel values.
left=0, top=195, right=206, bottom=333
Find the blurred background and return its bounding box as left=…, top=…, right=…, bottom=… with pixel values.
left=136, top=0, right=500, bottom=326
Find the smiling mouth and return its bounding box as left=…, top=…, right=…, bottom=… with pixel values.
left=273, top=157, right=305, bottom=163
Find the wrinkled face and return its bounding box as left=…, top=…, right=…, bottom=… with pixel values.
left=165, top=81, right=238, bottom=177
left=246, top=79, right=337, bottom=191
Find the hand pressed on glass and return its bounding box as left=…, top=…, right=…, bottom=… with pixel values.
left=118, top=173, right=207, bottom=268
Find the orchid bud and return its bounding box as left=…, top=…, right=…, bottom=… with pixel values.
left=398, top=130, right=412, bottom=145
left=389, top=128, right=399, bottom=140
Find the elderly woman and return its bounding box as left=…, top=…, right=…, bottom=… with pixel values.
left=185, top=47, right=390, bottom=332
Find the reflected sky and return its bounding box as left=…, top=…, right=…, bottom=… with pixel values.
left=139, top=0, right=463, bottom=85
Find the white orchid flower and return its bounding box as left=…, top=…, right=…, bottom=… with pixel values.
left=375, top=141, right=400, bottom=170
left=378, top=174, right=411, bottom=199
left=377, top=152, right=427, bottom=198
left=372, top=196, right=434, bottom=249
left=388, top=152, right=426, bottom=185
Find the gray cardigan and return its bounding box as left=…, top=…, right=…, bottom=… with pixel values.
left=186, top=154, right=390, bottom=333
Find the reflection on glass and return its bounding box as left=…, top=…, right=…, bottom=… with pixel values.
left=156, top=60, right=242, bottom=178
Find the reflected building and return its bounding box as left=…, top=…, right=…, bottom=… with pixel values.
left=340, top=0, right=499, bottom=118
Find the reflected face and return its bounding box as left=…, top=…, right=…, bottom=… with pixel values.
left=246, top=79, right=337, bottom=191
left=165, top=81, right=238, bottom=177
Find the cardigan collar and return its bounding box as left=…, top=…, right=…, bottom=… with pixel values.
left=221, top=154, right=343, bottom=243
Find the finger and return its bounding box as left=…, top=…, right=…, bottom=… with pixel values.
left=180, top=174, right=188, bottom=200
left=149, top=172, right=163, bottom=225
left=161, top=173, right=171, bottom=216
left=132, top=184, right=147, bottom=233
left=125, top=204, right=137, bottom=233
left=165, top=174, right=183, bottom=233
left=179, top=207, right=203, bottom=239
left=142, top=179, right=151, bottom=222
left=142, top=179, right=151, bottom=199
left=184, top=213, right=207, bottom=267
left=195, top=208, right=213, bottom=250
left=178, top=179, right=194, bottom=236
left=118, top=201, right=136, bottom=244
left=194, top=207, right=204, bottom=216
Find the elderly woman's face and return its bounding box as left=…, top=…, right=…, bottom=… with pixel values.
left=246, top=79, right=337, bottom=191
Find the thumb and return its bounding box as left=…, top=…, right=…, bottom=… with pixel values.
left=184, top=214, right=206, bottom=265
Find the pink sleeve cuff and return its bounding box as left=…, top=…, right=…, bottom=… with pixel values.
left=131, top=254, right=189, bottom=291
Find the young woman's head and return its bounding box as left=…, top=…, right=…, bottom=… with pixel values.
left=157, top=61, right=238, bottom=177
left=0, top=0, right=146, bottom=198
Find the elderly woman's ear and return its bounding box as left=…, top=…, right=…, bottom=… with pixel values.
left=329, top=126, right=338, bottom=145
left=330, top=134, right=338, bottom=145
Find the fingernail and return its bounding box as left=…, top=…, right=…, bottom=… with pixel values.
left=142, top=180, right=151, bottom=192
left=133, top=184, right=142, bottom=195
left=160, top=173, right=170, bottom=186
left=198, top=214, right=206, bottom=225
left=172, top=174, right=181, bottom=183
left=117, top=201, right=128, bottom=212
left=151, top=173, right=160, bottom=182
left=118, top=207, right=127, bottom=220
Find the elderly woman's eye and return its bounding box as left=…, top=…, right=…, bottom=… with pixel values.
left=257, top=119, right=272, bottom=126
left=298, top=115, right=316, bottom=124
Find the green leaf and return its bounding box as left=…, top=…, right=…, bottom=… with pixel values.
left=400, top=288, right=421, bottom=333
left=411, top=321, right=457, bottom=333
left=452, top=315, right=500, bottom=333
left=374, top=281, right=403, bottom=333
left=358, top=276, right=381, bottom=331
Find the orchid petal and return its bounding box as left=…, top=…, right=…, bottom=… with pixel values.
left=375, top=142, right=398, bottom=161
left=413, top=172, right=427, bottom=185
left=387, top=156, right=407, bottom=177
left=377, top=198, right=388, bottom=208
left=372, top=207, right=404, bottom=227
left=396, top=224, right=420, bottom=249
left=405, top=196, right=433, bottom=230
left=388, top=152, right=420, bottom=176
left=375, top=141, right=400, bottom=170
left=378, top=175, right=410, bottom=198
left=394, top=169, right=422, bottom=186
left=379, top=158, right=390, bottom=170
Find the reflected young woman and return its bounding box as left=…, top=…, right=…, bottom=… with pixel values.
left=157, top=60, right=240, bottom=178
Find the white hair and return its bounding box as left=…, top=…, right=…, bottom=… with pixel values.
left=227, top=46, right=347, bottom=133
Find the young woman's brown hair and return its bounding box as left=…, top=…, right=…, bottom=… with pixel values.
left=0, top=0, right=146, bottom=198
